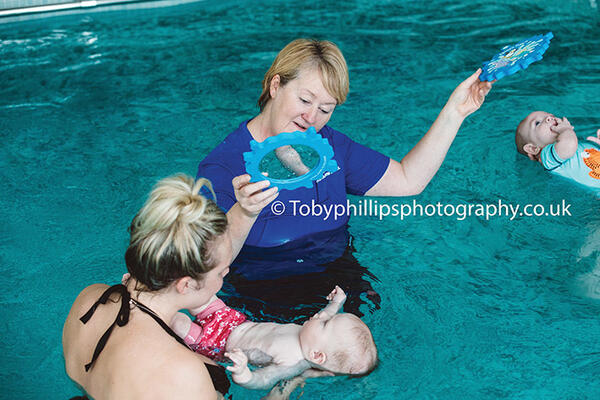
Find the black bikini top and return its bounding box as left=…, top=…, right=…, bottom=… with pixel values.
left=80, top=284, right=230, bottom=395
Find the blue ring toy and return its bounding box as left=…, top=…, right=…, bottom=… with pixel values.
left=243, top=127, right=339, bottom=191
left=480, top=32, right=553, bottom=81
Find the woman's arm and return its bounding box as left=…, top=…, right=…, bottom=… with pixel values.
left=226, top=349, right=308, bottom=390
left=155, top=356, right=221, bottom=399
left=366, top=69, right=493, bottom=196
left=226, top=174, right=278, bottom=261
left=263, top=369, right=334, bottom=400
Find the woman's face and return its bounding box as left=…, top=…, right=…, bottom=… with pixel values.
left=268, top=67, right=337, bottom=134
left=193, top=233, right=231, bottom=305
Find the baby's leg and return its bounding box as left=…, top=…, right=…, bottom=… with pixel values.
left=170, top=312, right=193, bottom=338
left=170, top=312, right=202, bottom=346
left=275, top=145, right=310, bottom=176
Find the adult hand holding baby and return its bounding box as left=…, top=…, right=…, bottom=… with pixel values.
left=586, top=129, right=600, bottom=146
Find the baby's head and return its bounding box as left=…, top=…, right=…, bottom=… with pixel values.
left=299, top=313, right=378, bottom=375
left=515, top=111, right=561, bottom=161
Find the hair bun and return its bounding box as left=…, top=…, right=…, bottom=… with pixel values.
left=126, top=174, right=227, bottom=291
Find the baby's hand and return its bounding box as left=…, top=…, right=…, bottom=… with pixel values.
left=225, top=349, right=252, bottom=384
left=311, top=286, right=347, bottom=320
left=550, top=117, right=575, bottom=135
left=586, top=129, right=600, bottom=146
left=327, top=285, right=347, bottom=305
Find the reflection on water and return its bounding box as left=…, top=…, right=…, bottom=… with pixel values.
left=222, top=226, right=381, bottom=324
left=575, top=223, right=600, bottom=299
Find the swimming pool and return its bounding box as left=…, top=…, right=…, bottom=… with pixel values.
left=1, top=0, right=599, bottom=398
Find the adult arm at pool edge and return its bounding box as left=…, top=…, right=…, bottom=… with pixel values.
left=366, top=69, right=494, bottom=196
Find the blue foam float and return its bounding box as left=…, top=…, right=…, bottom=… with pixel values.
left=480, top=32, right=553, bottom=81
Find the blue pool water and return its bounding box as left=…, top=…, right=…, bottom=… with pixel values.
left=1, top=0, right=600, bottom=398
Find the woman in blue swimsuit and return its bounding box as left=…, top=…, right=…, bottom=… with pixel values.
left=62, top=174, right=276, bottom=400
left=198, top=38, right=492, bottom=247
left=197, top=38, right=493, bottom=321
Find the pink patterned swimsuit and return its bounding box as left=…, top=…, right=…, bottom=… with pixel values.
left=190, top=298, right=247, bottom=360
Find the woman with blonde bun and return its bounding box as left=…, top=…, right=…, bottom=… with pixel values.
left=63, top=173, right=277, bottom=400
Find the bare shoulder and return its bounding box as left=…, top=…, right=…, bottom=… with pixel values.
left=64, top=284, right=109, bottom=325
left=72, top=284, right=110, bottom=307
left=151, top=353, right=219, bottom=399
left=64, top=284, right=109, bottom=326
left=62, top=284, right=111, bottom=381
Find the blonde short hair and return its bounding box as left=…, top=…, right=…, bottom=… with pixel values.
left=258, top=39, right=349, bottom=111
left=125, top=174, right=227, bottom=291
left=331, top=314, right=378, bottom=375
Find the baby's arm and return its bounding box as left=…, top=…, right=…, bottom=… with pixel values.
left=275, top=146, right=311, bottom=176
left=551, top=117, right=578, bottom=159
left=225, top=349, right=308, bottom=390
left=586, top=129, right=600, bottom=146
left=312, top=285, right=347, bottom=320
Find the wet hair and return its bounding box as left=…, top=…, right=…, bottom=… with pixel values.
left=125, top=174, right=228, bottom=291
left=257, top=38, right=349, bottom=111
left=329, top=314, right=378, bottom=376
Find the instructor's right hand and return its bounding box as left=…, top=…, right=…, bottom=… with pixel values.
left=232, top=174, right=278, bottom=218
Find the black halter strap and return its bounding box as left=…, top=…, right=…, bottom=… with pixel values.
left=129, top=298, right=189, bottom=348
left=80, top=284, right=189, bottom=372
left=80, top=284, right=131, bottom=372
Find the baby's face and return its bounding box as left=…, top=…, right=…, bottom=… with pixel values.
left=299, top=313, right=343, bottom=353
left=299, top=313, right=358, bottom=373
left=519, top=111, right=561, bottom=148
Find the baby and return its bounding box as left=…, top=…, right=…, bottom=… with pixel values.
left=515, top=111, right=600, bottom=188
left=171, top=286, right=378, bottom=390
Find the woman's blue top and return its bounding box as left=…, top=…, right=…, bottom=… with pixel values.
left=196, top=120, right=390, bottom=247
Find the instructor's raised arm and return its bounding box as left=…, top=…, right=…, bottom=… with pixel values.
left=366, top=69, right=494, bottom=196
